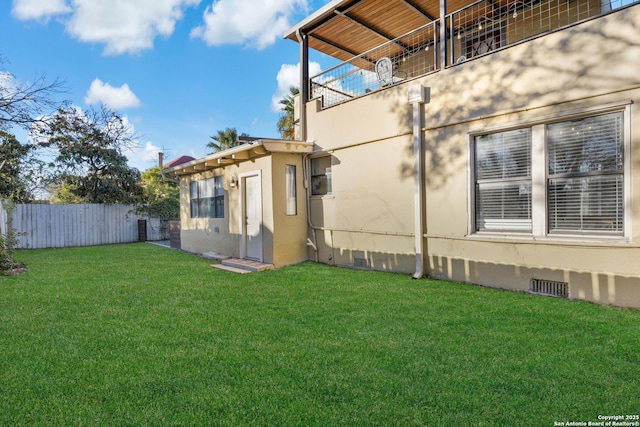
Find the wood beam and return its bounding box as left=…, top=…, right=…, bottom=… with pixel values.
left=305, top=0, right=364, bottom=36
left=333, top=10, right=411, bottom=52
left=401, top=0, right=437, bottom=21
left=309, top=33, right=363, bottom=59
left=232, top=151, right=250, bottom=160
left=252, top=146, right=268, bottom=155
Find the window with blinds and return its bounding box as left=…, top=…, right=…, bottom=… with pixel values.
left=475, top=128, right=532, bottom=232
left=190, top=176, right=224, bottom=218
left=472, top=109, right=626, bottom=237
left=547, top=112, right=624, bottom=234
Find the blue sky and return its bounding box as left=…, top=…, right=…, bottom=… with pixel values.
left=1, top=0, right=333, bottom=170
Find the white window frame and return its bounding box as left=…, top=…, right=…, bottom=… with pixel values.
left=468, top=103, right=632, bottom=241
left=190, top=175, right=224, bottom=219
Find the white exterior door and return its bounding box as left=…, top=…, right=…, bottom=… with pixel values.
left=243, top=173, right=263, bottom=261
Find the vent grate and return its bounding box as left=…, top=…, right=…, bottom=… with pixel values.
left=530, top=279, right=569, bottom=298
left=353, top=257, right=370, bottom=269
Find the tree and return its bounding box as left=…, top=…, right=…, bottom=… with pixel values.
left=35, top=106, right=144, bottom=204
left=48, top=182, right=85, bottom=204
left=0, top=131, right=31, bottom=201
left=207, top=127, right=249, bottom=154
left=277, top=86, right=299, bottom=140
left=1, top=57, right=67, bottom=131
left=0, top=131, right=47, bottom=202
left=139, top=166, right=180, bottom=220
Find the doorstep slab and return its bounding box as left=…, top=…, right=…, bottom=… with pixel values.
left=202, top=252, right=231, bottom=261
left=211, top=264, right=252, bottom=274
left=222, top=258, right=274, bottom=273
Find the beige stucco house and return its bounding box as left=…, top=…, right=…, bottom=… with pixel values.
left=168, top=0, right=640, bottom=308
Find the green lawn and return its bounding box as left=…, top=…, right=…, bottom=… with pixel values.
left=1, top=243, right=638, bottom=426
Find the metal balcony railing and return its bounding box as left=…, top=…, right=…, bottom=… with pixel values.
left=310, top=21, right=439, bottom=109
left=446, top=0, right=634, bottom=65
left=309, top=0, right=638, bottom=109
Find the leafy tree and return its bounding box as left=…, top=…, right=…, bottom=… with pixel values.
left=207, top=127, right=248, bottom=153
left=34, top=106, right=144, bottom=204
left=49, top=182, right=85, bottom=204
left=277, top=86, right=299, bottom=140
left=0, top=131, right=31, bottom=201
left=0, top=131, right=46, bottom=202
left=1, top=56, right=67, bottom=131
left=139, top=166, right=180, bottom=220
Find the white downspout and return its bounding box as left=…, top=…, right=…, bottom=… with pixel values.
left=408, top=85, right=430, bottom=279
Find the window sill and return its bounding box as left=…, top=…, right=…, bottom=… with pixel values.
left=464, top=232, right=633, bottom=247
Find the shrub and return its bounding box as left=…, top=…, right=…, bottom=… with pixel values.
left=0, top=199, right=26, bottom=274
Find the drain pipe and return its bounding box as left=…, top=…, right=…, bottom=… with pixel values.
left=408, top=85, right=430, bottom=279
left=303, top=153, right=319, bottom=262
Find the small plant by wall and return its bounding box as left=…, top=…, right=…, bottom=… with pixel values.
left=0, top=199, right=26, bottom=275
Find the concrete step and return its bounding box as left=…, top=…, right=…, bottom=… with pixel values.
left=211, top=264, right=252, bottom=274
left=202, top=252, right=230, bottom=261
left=221, top=258, right=274, bottom=273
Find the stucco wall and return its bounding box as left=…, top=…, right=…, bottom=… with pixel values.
left=271, top=153, right=309, bottom=267
left=307, top=136, right=416, bottom=272
left=305, top=5, right=640, bottom=307
left=179, top=156, right=273, bottom=260
left=178, top=152, right=310, bottom=268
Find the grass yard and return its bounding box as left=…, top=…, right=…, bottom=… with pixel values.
left=1, top=243, right=639, bottom=426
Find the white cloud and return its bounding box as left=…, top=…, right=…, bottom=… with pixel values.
left=11, top=0, right=70, bottom=21
left=84, top=78, right=141, bottom=110
left=115, top=115, right=161, bottom=170
left=12, top=0, right=200, bottom=55
left=271, top=62, right=321, bottom=111
left=126, top=140, right=163, bottom=171
left=191, top=0, right=308, bottom=49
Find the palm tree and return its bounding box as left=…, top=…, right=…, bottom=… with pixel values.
left=207, top=127, right=247, bottom=154
left=277, top=86, right=299, bottom=140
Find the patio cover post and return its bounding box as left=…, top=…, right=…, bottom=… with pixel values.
left=297, top=30, right=309, bottom=141
left=440, top=0, right=448, bottom=67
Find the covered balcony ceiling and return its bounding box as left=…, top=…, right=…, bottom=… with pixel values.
left=285, top=0, right=520, bottom=62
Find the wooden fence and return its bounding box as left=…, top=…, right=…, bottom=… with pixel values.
left=0, top=202, right=7, bottom=237
left=0, top=203, right=167, bottom=249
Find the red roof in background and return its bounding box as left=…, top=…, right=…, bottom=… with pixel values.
left=163, top=155, right=195, bottom=169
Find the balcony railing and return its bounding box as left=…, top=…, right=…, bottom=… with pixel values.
left=447, top=0, right=621, bottom=65
left=310, top=21, right=439, bottom=109
left=309, top=0, right=638, bottom=109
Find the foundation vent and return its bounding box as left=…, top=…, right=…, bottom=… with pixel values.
left=530, top=279, right=569, bottom=298
left=353, top=257, right=370, bottom=269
